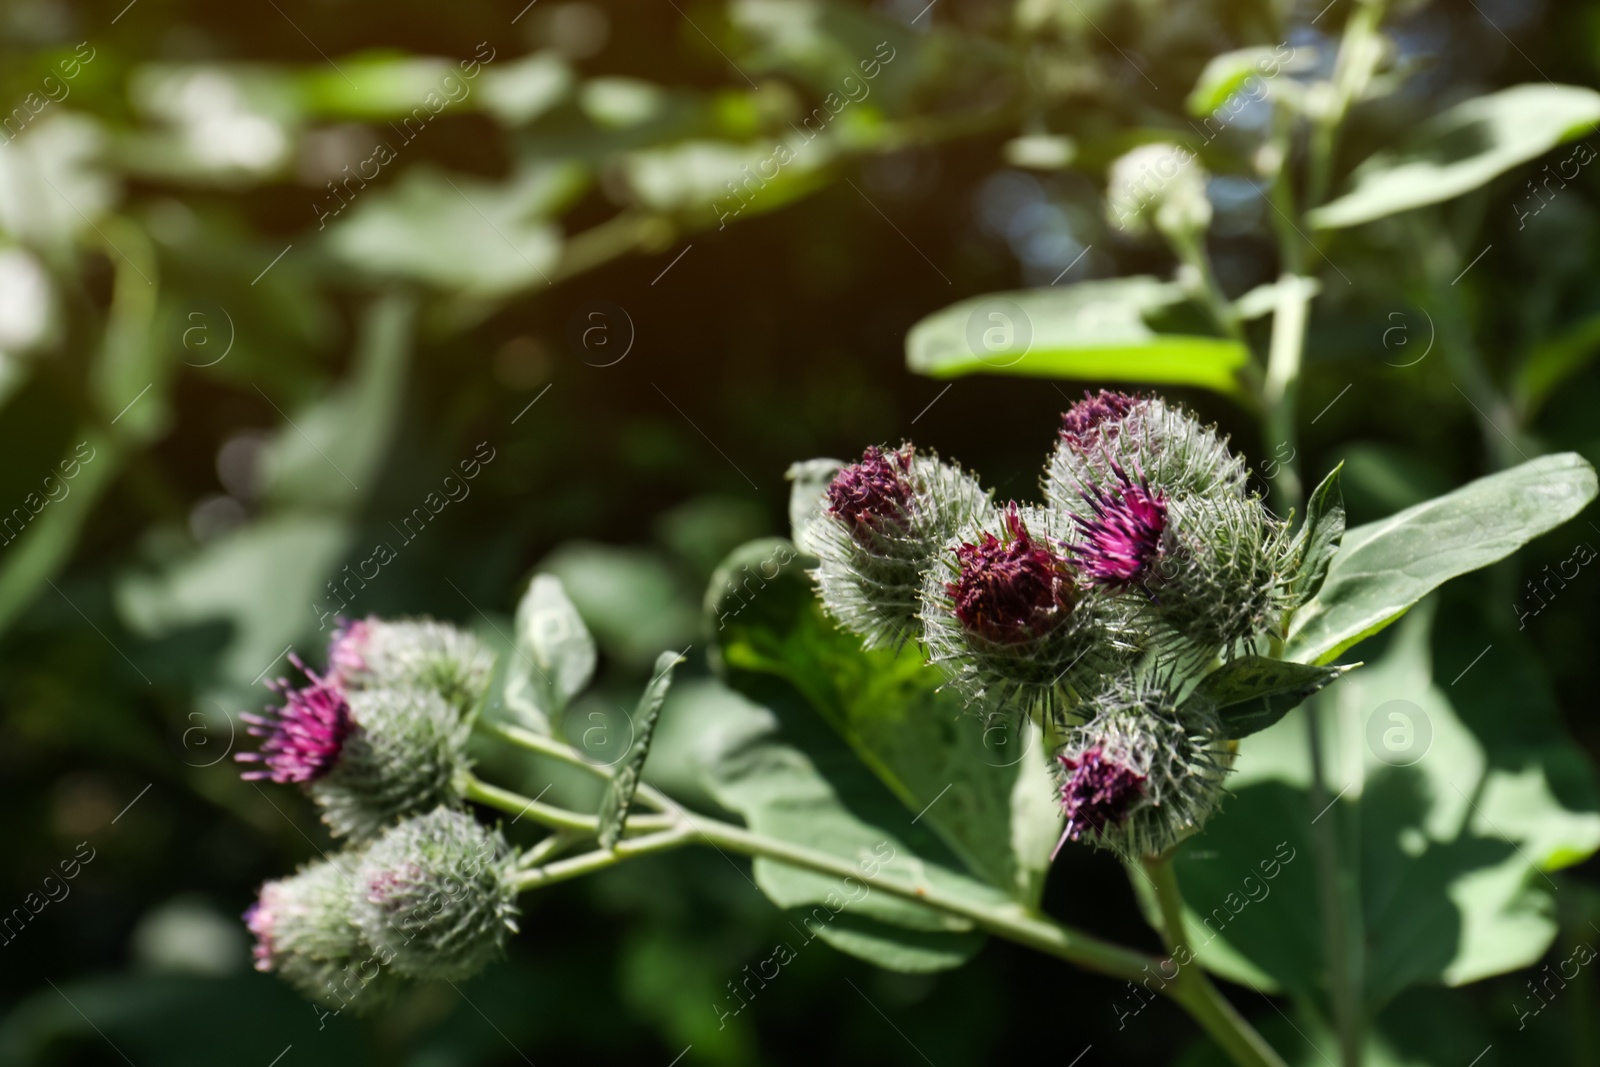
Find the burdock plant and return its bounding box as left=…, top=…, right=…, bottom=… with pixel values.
left=238, top=405, right=1596, bottom=1067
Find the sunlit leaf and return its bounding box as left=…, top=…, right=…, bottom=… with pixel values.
left=1286, top=453, right=1597, bottom=665
left=905, top=279, right=1250, bottom=399
left=1310, top=85, right=1600, bottom=229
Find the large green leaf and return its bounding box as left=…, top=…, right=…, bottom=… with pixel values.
left=1166, top=607, right=1600, bottom=1012
left=1310, top=84, right=1600, bottom=229
left=696, top=626, right=998, bottom=971
left=707, top=539, right=1059, bottom=905
left=904, top=278, right=1250, bottom=398
left=1285, top=453, right=1596, bottom=665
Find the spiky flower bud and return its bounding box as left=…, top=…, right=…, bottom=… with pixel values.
left=329, top=617, right=494, bottom=716
left=1052, top=678, right=1229, bottom=858
left=1105, top=142, right=1212, bottom=239
left=812, top=443, right=990, bottom=648
left=308, top=687, right=472, bottom=841
left=922, top=504, right=1132, bottom=718
left=1046, top=394, right=1245, bottom=516
left=352, top=808, right=520, bottom=982
left=245, top=856, right=405, bottom=1010
left=1146, top=493, right=1291, bottom=657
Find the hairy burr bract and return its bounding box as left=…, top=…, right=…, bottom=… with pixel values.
left=352, top=808, right=520, bottom=982
left=811, top=443, right=991, bottom=648
left=1053, top=677, right=1231, bottom=858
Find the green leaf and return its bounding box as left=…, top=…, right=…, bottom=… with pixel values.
left=324, top=164, right=580, bottom=298
left=259, top=292, right=414, bottom=511
left=904, top=279, right=1251, bottom=399
left=1185, top=47, right=1288, bottom=116
left=597, top=650, right=683, bottom=850
left=1233, top=275, right=1321, bottom=322
left=503, top=574, right=597, bottom=733
left=1512, top=309, right=1600, bottom=419
left=696, top=649, right=995, bottom=972
left=1310, top=84, right=1600, bottom=229
left=1189, top=655, right=1349, bottom=740
left=1286, top=453, right=1597, bottom=665
left=707, top=539, right=1058, bottom=905
left=785, top=457, right=843, bottom=556
left=1288, top=462, right=1345, bottom=605
left=1170, top=607, right=1600, bottom=1012
left=541, top=541, right=699, bottom=671
left=478, top=52, right=574, bottom=126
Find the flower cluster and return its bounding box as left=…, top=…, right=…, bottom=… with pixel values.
left=246, top=808, right=518, bottom=1010
left=237, top=617, right=492, bottom=840
left=809, top=394, right=1294, bottom=855
left=238, top=618, right=516, bottom=1008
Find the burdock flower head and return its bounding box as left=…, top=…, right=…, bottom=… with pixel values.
left=1051, top=676, right=1230, bottom=858
left=810, top=442, right=990, bottom=648
left=328, top=617, right=494, bottom=716
left=308, top=687, right=473, bottom=841
left=923, top=504, right=1132, bottom=719
left=948, top=503, right=1074, bottom=644
left=826, top=444, right=915, bottom=536
left=1071, top=466, right=1168, bottom=590
left=246, top=856, right=405, bottom=1009
left=352, top=808, right=520, bottom=982
left=1059, top=390, right=1141, bottom=451
left=1046, top=396, right=1246, bottom=521
left=237, top=656, right=351, bottom=784
left=1054, top=746, right=1147, bottom=858
left=1105, top=142, right=1212, bottom=240
left=239, top=657, right=473, bottom=841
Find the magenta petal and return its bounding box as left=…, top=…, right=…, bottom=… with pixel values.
left=946, top=504, right=1075, bottom=644
left=234, top=661, right=351, bottom=784
left=826, top=445, right=915, bottom=538
left=1056, top=747, right=1145, bottom=844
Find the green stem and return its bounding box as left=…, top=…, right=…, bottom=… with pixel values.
left=475, top=719, right=669, bottom=811
left=1306, top=0, right=1388, bottom=210
left=1145, top=856, right=1290, bottom=1067
left=1263, top=274, right=1313, bottom=513
left=1304, top=705, right=1362, bottom=1067
left=1173, top=230, right=1245, bottom=346
left=462, top=774, right=676, bottom=835
left=692, top=819, right=1154, bottom=981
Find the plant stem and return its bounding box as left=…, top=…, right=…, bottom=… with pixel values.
left=462, top=773, right=676, bottom=835
left=1263, top=274, right=1314, bottom=513
left=504, top=796, right=1288, bottom=1066
left=1144, top=855, right=1290, bottom=1067
left=475, top=719, right=669, bottom=810
left=1304, top=705, right=1362, bottom=1067
left=1306, top=0, right=1388, bottom=210
left=692, top=819, right=1155, bottom=981
left=1173, top=231, right=1245, bottom=346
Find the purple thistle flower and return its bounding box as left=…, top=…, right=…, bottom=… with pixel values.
left=947, top=505, right=1075, bottom=644
left=826, top=445, right=915, bottom=537
left=1052, top=746, right=1146, bottom=858
left=236, top=655, right=352, bottom=784
left=1059, top=390, right=1140, bottom=450
left=1071, top=467, right=1167, bottom=588
left=327, top=617, right=372, bottom=687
